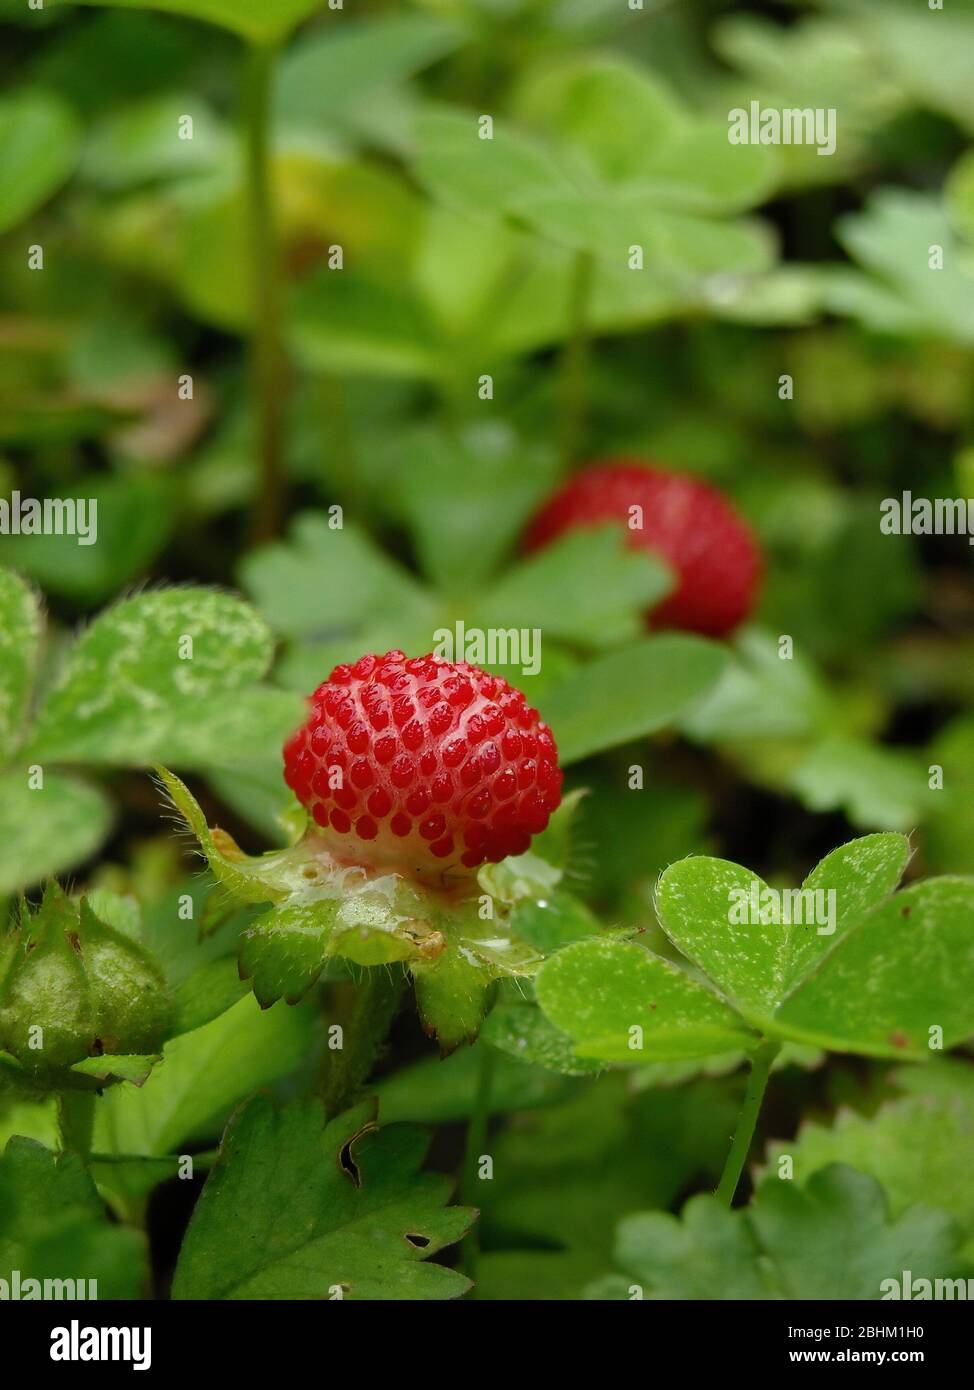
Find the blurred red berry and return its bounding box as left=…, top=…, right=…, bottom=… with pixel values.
left=524, top=460, right=762, bottom=637
left=283, top=650, right=563, bottom=876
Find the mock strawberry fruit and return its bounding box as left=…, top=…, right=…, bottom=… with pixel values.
left=524, top=460, right=762, bottom=637
left=283, top=650, right=563, bottom=877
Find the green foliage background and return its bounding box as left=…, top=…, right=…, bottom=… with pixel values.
left=1, top=0, right=973, bottom=1302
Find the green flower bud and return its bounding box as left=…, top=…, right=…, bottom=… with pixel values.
left=0, top=884, right=171, bottom=1090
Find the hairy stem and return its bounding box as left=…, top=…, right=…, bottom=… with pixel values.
left=459, top=1042, right=496, bottom=1274
left=57, top=1091, right=95, bottom=1162
left=715, top=1039, right=780, bottom=1207
left=321, top=966, right=408, bottom=1119
left=244, top=39, right=286, bottom=542
left=558, top=249, right=595, bottom=464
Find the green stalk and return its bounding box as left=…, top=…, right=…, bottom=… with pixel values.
left=321, top=966, right=408, bottom=1119
left=244, top=39, right=286, bottom=542
left=715, top=1039, right=780, bottom=1207
left=57, top=1091, right=95, bottom=1162
left=459, top=1043, right=496, bottom=1275
left=558, top=249, right=595, bottom=464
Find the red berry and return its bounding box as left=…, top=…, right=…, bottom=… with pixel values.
left=524, top=460, right=762, bottom=638
left=283, top=650, right=563, bottom=876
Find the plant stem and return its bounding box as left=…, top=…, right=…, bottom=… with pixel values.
left=459, top=1043, right=496, bottom=1274
left=715, top=1039, right=780, bottom=1207
left=321, top=966, right=408, bottom=1119
left=244, top=39, right=286, bottom=542
left=57, top=1091, right=95, bottom=1162
left=558, top=249, right=595, bottom=465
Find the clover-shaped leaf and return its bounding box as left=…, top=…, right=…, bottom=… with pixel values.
left=172, top=1097, right=475, bottom=1300
left=587, top=1164, right=966, bottom=1300
left=655, top=833, right=911, bottom=1023
left=536, top=937, right=753, bottom=1063
left=536, top=833, right=974, bottom=1063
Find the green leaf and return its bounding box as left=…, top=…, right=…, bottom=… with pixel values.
left=92, top=993, right=315, bottom=1203
left=849, top=0, right=974, bottom=133
left=924, top=711, right=974, bottom=874
left=373, top=1040, right=571, bottom=1125
left=482, top=1002, right=603, bottom=1077
left=69, top=1053, right=160, bottom=1086
left=395, top=425, right=559, bottom=593
left=0, top=90, right=81, bottom=233
left=511, top=56, right=687, bottom=186
left=290, top=271, right=444, bottom=379
left=80, top=93, right=230, bottom=188
left=631, top=1042, right=824, bottom=1092
left=0, top=475, right=178, bottom=608
left=540, top=634, right=728, bottom=765
left=475, top=525, right=671, bottom=650
left=592, top=1164, right=964, bottom=1300
left=0, top=770, right=113, bottom=895
left=789, top=735, right=929, bottom=831
left=64, top=0, right=324, bottom=45
left=654, top=833, right=910, bottom=1023
left=507, top=891, right=600, bottom=956
left=680, top=626, right=831, bottom=742
left=0, top=568, right=41, bottom=762
left=775, top=876, right=974, bottom=1059
left=535, top=938, right=755, bottom=1062
left=240, top=513, right=437, bottom=642
left=825, top=191, right=974, bottom=347
left=27, top=588, right=277, bottom=765
left=947, top=149, right=974, bottom=244
left=762, top=1061, right=974, bottom=1260
left=412, top=106, right=575, bottom=225
left=172, top=1098, right=474, bottom=1299
left=513, top=56, right=774, bottom=211
left=474, top=1071, right=743, bottom=1299
left=276, top=15, right=462, bottom=129
left=0, top=1138, right=146, bottom=1299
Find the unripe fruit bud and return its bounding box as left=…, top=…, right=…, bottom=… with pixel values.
left=0, top=885, right=171, bottom=1088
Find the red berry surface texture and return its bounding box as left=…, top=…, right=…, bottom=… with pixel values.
left=284, top=650, right=563, bottom=877
left=525, top=460, right=762, bottom=637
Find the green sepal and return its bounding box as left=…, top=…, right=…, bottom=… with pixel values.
left=159, top=766, right=585, bottom=1050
